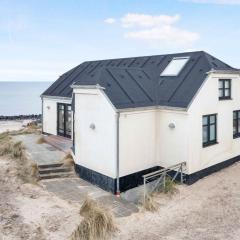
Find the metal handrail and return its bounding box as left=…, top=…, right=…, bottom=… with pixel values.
left=143, top=162, right=186, bottom=179
left=142, top=162, right=186, bottom=203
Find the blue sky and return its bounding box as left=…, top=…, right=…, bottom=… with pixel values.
left=0, top=0, right=240, bottom=82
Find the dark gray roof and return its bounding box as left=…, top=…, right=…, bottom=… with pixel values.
left=42, top=51, right=237, bottom=109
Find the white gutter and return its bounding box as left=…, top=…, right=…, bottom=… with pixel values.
left=41, top=95, right=72, bottom=101
left=207, top=69, right=240, bottom=75
left=70, top=84, right=105, bottom=90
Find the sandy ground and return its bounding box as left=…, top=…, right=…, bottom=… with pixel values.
left=0, top=120, right=33, bottom=133
left=1, top=121, right=240, bottom=240
left=0, top=156, right=81, bottom=240
left=114, top=162, right=240, bottom=240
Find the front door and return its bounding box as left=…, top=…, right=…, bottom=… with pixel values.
left=57, top=103, right=71, bottom=138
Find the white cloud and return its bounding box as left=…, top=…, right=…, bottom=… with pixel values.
left=124, top=26, right=199, bottom=45
left=104, top=18, right=116, bottom=24
left=115, top=13, right=199, bottom=47
left=181, top=0, right=240, bottom=4
left=121, top=13, right=180, bottom=28
left=0, top=60, right=76, bottom=82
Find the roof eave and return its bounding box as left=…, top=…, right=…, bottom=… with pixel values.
left=41, top=95, right=72, bottom=100
left=71, top=84, right=105, bottom=90
left=207, top=69, right=240, bottom=75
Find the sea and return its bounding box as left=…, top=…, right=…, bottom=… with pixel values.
left=0, top=81, right=52, bottom=116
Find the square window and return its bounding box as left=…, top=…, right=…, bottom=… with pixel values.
left=219, top=79, right=231, bottom=100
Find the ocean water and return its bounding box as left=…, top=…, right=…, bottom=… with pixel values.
left=0, top=82, right=52, bottom=116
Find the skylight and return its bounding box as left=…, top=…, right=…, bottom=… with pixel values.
left=160, top=57, right=190, bottom=76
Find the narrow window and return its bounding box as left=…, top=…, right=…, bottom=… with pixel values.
left=202, top=114, right=217, bottom=147
left=233, top=110, right=240, bottom=138
left=219, top=79, right=231, bottom=100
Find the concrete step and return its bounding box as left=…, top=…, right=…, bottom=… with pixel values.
left=39, top=166, right=73, bottom=174
left=38, top=163, right=63, bottom=169
left=39, top=172, right=75, bottom=180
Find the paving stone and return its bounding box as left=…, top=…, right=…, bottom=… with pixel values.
left=43, top=178, right=139, bottom=217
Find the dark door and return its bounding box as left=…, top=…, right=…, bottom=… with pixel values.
left=57, top=103, right=71, bottom=138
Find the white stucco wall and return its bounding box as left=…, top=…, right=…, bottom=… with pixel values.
left=188, top=73, right=240, bottom=174
left=71, top=72, right=240, bottom=179
left=42, top=96, right=71, bottom=136
left=73, top=88, right=117, bottom=178
left=119, top=108, right=189, bottom=177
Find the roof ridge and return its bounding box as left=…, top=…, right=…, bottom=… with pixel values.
left=80, top=50, right=205, bottom=64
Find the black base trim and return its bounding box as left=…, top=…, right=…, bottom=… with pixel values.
left=42, top=131, right=51, bottom=136
left=74, top=164, right=162, bottom=193
left=74, top=155, right=240, bottom=193
left=186, top=154, right=240, bottom=185
left=74, top=164, right=116, bottom=193
left=119, top=166, right=161, bottom=192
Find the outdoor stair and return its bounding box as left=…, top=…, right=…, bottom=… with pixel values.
left=38, top=163, right=75, bottom=180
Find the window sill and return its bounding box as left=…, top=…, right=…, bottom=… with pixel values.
left=203, top=141, right=218, bottom=148
left=219, top=97, right=232, bottom=101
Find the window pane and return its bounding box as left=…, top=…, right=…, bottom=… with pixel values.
left=59, top=104, right=64, bottom=110
left=161, top=57, right=190, bottom=76
left=219, top=80, right=223, bottom=88
left=225, top=89, right=230, bottom=97
left=225, top=80, right=230, bottom=88
left=233, top=119, right=237, bottom=135
left=233, top=111, right=237, bottom=120
left=210, top=125, right=216, bottom=141
left=238, top=119, right=240, bottom=133
left=219, top=89, right=224, bottom=98
left=58, top=110, right=64, bottom=133
left=203, top=116, right=208, bottom=125
left=210, top=115, right=215, bottom=124
left=203, top=126, right=208, bottom=143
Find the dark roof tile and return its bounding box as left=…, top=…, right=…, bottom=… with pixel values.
left=42, top=51, right=236, bottom=108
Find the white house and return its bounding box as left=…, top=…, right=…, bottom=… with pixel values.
left=41, top=51, right=240, bottom=193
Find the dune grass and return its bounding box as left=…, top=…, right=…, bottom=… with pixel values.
left=164, top=176, right=178, bottom=194
left=36, top=136, right=46, bottom=144
left=70, top=198, right=118, bottom=240
left=62, top=153, right=74, bottom=167
left=142, top=176, right=178, bottom=212
left=142, top=194, right=159, bottom=212
left=0, top=131, right=39, bottom=183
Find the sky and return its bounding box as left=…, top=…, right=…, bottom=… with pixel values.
left=0, top=0, right=240, bottom=82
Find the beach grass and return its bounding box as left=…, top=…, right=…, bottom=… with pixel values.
left=70, top=198, right=117, bottom=240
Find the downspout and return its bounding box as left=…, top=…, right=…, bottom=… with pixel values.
left=116, top=111, right=120, bottom=196
left=41, top=96, right=43, bottom=134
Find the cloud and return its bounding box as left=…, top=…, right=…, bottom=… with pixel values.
left=121, top=13, right=180, bottom=28
left=124, top=26, right=199, bottom=45
left=110, top=13, right=200, bottom=47
left=104, top=18, right=116, bottom=24
left=0, top=60, right=75, bottom=82
left=181, top=0, right=240, bottom=4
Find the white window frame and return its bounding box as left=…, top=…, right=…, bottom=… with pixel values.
left=160, top=56, right=190, bottom=77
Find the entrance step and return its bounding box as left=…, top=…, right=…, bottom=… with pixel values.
left=39, top=166, right=73, bottom=174
left=38, top=163, right=63, bottom=169
left=39, top=172, right=75, bottom=180
left=38, top=163, right=75, bottom=180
